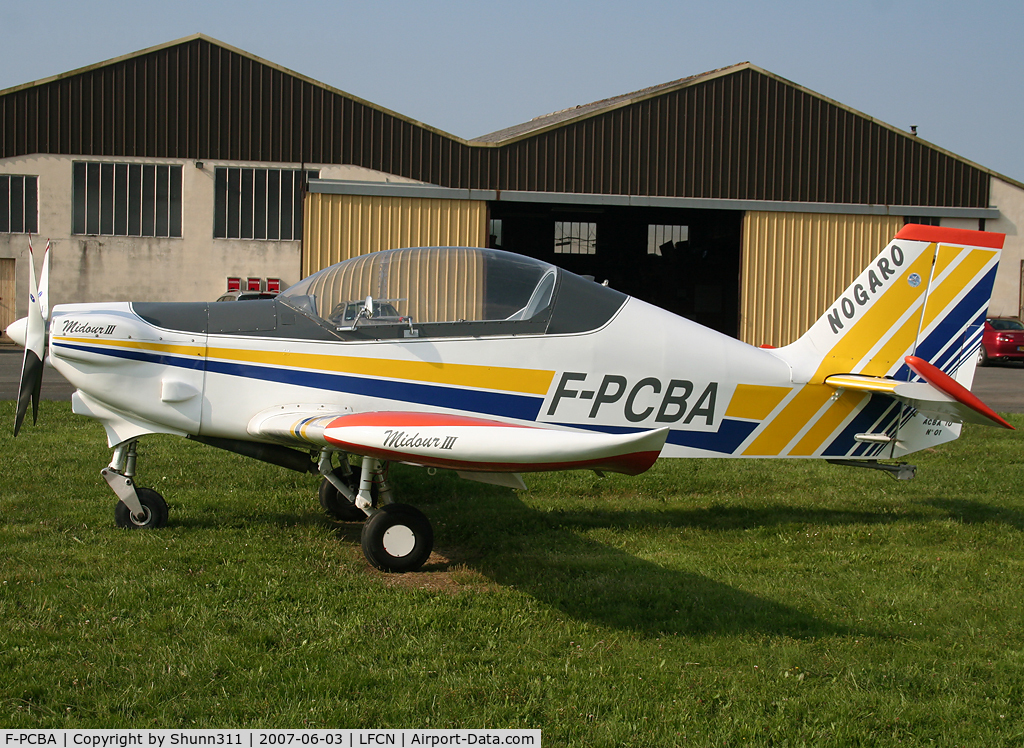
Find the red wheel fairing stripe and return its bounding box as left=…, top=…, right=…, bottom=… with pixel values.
left=321, top=434, right=662, bottom=476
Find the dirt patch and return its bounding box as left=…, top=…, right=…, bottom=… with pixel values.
left=367, top=549, right=497, bottom=594
left=329, top=520, right=496, bottom=593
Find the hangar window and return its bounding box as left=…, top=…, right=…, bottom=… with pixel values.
left=0, top=175, right=38, bottom=234
left=489, top=218, right=503, bottom=249
left=214, top=167, right=319, bottom=241
left=648, top=224, right=688, bottom=255
left=72, top=162, right=182, bottom=237
left=554, top=221, right=596, bottom=254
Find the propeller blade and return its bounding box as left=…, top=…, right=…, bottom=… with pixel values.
left=38, top=239, right=51, bottom=321
left=14, top=241, right=47, bottom=436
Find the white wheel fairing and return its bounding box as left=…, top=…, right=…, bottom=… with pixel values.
left=360, top=503, right=433, bottom=572
left=381, top=524, right=417, bottom=558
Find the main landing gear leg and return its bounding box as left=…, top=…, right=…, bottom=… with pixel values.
left=316, top=450, right=366, bottom=522
left=354, top=456, right=434, bottom=573
left=102, top=440, right=168, bottom=529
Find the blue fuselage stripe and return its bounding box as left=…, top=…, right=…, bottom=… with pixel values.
left=53, top=341, right=206, bottom=370
left=890, top=265, right=997, bottom=381
left=553, top=418, right=758, bottom=455
left=52, top=340, right=543, bottom=422
left=823, top=396, right=900, bottom=457
left=204, top=358, right=543, bottom=421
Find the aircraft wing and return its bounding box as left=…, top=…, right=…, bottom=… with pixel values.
left=824, top=355, right=1013, bottom=430
left=249, top=409, right=669, bottom=476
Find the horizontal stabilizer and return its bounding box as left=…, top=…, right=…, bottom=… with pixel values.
left=903, top=355, right=1013, bottom=430
left=825, top=356, right=1013, bottom=430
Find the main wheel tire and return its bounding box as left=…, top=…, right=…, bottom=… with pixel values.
left=361, top=503, right=433, bottom=573
left=114, top=487, right=168, bottom=529
left=318, top=477, right=367, bottom=522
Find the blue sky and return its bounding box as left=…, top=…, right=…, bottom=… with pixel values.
left=3, top=0, right=1022, bottom=184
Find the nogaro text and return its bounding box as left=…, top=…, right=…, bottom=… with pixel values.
left=826, top=243, right=906, bottom=334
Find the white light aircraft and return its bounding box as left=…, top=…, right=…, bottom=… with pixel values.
left=7, top=224, right=1013, bottom=571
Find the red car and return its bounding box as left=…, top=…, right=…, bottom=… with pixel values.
left=979, top=317, right=1024, bottom=366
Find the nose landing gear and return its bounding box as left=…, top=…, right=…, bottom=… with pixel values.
left=98, top=440, right=434, bottom=572
left=103, top=440, right=168, bottom=529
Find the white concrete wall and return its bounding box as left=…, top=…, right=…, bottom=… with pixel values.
left=944, top=180, right=1024, bottom=317
left=8, top=150, right=1022, bottom=339
left=0, top=155, right=417, bottom=326
left=913, top=178, right=1024, bottom=319
left=985, top=178, right=1024, bottom=319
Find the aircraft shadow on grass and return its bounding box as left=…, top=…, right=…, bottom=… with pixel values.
left=918, top=497, right=1024, bottom=530
left=159, top=479, right=836, bottom=638
left=165, top=464, right=1024, bottom=640
left=340, top=472, right=869, bottom=639
left=473, top=494, right=1024, bottom=639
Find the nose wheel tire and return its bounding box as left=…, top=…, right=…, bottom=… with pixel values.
left=360, top=503, right=433, bottom=573
left=114, top=487, right=168, bottom=529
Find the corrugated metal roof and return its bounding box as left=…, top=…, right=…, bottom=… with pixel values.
left=2, top=38, right=1016, bottom=204
left=0, top=33, right=459, bottom=145
left=482, top=66, right=994, bottom=206
left=0, top=35, right=480, bottom=188
left=471, top=64, right=752, bottom=144
left=471, top=64, right=748, bottom=143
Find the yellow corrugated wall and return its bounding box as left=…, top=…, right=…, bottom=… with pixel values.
left=0, top=259, right=15, bottom=340
left=303, top=247, right=484, bottom=324
left=303, top=192, right=489, bottom=277
left=740, top=212, right=904, bottom=347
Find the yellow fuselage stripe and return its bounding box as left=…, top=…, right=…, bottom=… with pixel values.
left=921, top=246, right=994, bottom=332
left=208, top=346, right=555, bottom=394
left=56, top=337, right=206, bottom=358
left=56, top=337, right=555, bottom=395
left=789, top=390, right=866, bottom=456
left=724, top=384, right=792, bottom=421
left=742, top=385, right=835, bottom=456
left=810, top=247, right=935, bottom=382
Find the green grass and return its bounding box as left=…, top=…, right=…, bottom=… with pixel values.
left=3, top=401, right=1024, bottom=745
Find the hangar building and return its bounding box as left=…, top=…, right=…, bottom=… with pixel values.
left=2, top=34, right=1022, bottom=346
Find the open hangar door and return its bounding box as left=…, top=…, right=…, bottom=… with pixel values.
left=488, top=202, right=743, bottom=337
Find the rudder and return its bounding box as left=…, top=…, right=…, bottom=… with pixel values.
left=778, top=224, right=1004, bottom=390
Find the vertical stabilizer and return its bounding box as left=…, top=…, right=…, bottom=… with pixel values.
left=778, top=224, right=1004, bottom=390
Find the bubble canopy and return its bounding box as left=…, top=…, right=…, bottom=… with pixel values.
left=280, top=246, right=626, bottom=339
